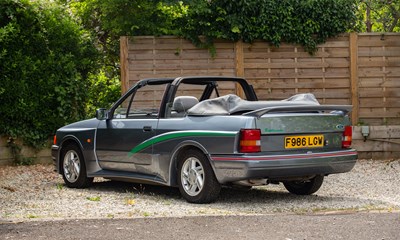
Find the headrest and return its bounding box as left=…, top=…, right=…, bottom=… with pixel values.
left=173, top=96, right=199, bottom=113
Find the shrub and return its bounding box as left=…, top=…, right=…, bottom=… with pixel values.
left=85, top=71, right=121, bottom=117
left=0, top=0, right=98, bottom=148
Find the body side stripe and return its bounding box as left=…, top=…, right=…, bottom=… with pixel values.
left=129, top=130, right=236, bottom=156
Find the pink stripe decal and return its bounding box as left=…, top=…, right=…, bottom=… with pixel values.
left=212, top=150, right=357, bottom=161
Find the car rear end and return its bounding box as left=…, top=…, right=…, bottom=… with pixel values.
left=211, top=105, right=358, bottom=185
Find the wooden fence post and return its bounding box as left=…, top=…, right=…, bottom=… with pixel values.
left=349, top=32, right=359, bottom=125
left=235, top=40, right=245, bottom=98
left=120, top=36, right=129, bottom=95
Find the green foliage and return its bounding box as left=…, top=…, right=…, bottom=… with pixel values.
left=56, top=183, right=64, bottom=190
left=65, top=0, right=180, bottom=36
left=60, top=0, right=187, bottom=80
left=0, top=0, right=98, bottom=148
left=85, top=71, right=121, bottom=117
left=176, top=0, right=358, bottom=53
left=57, top=1, right=185, bottom=116
left=357, top=0, right=400, bottom=32
left=86, top=196, right=101, bottom=201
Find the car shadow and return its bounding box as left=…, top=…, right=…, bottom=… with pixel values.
left=90, top=180, right=182, bottom=200
left=85, top=180, right=341, bottom=204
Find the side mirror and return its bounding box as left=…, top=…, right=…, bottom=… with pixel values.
left=96, top=108, right=109, bottom=120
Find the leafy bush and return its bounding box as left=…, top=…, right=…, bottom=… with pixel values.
left=177, top=0, right=358, bottom=53
left=0, top=0, right=99, bottom=148
left=86, top=71, right=121, bottom=117
left=356, top=0, right=400, bottom=32
left=62, top=0, right=187, bottom=82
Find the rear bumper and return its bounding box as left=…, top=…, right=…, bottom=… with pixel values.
left=211, top=149, right=357, bottom=184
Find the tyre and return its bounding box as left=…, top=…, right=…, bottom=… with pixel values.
left=61, top=143, right=93, bottom=188
left=177, top=149, right=221, bottom=203
left=283, top=175, right=324, bottom=195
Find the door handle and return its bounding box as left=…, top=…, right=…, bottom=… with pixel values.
left=143, top=126, right=153, bottom=132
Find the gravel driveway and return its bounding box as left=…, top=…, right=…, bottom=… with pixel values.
left=1, top=159, right=399, bottom=221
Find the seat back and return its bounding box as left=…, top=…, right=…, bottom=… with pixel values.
left=172, top=96, right=199, bottom=117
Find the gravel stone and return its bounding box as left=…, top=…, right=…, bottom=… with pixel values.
left=0, top=159, right=399, bottom=221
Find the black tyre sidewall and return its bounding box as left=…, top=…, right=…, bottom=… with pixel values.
left=283, top=175, right=324, bottom=195
left=177, top=149, right=221, bottom=203
left=60, top=144, right=93, bottom=188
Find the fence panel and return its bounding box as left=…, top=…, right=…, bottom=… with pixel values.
left=357, top=33, right=400, bottom=125
left=121, top=33, right=400, bottom=126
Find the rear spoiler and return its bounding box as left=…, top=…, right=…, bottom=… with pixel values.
left=242, top=105, right=353, bottom=118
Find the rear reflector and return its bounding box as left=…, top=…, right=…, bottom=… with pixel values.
left=240, top=129, right=261, bottom=153
left=342, top=126, right=352, bottom=148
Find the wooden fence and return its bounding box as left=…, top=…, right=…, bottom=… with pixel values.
left=121, top=33, right=400, bottom=159
left=121, top=33, right=400, bottom=126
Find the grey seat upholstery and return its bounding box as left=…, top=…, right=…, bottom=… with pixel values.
left=172, top=96, right=199, bottom=117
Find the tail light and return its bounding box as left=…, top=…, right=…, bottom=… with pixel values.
left=342, top=126, right=352, bottom=148
left=239, top=129, right=261, bottom=153
left=53, top=135, right=57, bottom=145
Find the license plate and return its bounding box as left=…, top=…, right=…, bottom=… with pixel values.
left=284, top=135, right=324, bottom=149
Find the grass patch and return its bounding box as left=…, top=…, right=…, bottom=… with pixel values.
left=125, top=199, right=135, bottom=205
left=56, top=183, right=63, bottom=190
left=86, top=196, right=101, bottom=202
left=142, top=212, right=151, bottom=217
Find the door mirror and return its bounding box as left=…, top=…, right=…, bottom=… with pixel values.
left=96, top=108, right=109, bottom=120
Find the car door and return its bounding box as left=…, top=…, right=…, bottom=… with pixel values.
left=95, top=83, right=162, bottom=172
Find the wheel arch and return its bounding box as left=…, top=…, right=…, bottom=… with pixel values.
left=57, top=135, right=85, bottom=173
left=168, top=140, right=213, bottom=187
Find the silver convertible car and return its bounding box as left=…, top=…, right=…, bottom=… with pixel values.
left=52, top=76, right=357, bottom=203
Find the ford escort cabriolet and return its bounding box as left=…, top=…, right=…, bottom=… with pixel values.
left=52, top=76, right=357, bottom=203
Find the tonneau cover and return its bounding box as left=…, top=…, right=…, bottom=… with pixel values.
left=187, top=94, right=320, bottom=115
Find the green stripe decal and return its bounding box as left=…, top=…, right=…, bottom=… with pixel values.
left=128, top=131, right=236, bottom=156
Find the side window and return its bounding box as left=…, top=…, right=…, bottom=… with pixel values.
left=113, top=84, right=165, bottom=119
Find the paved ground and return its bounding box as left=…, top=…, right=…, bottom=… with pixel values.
left=1, top=212, right=399, bottom=240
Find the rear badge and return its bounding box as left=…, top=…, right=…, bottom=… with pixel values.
left=264, top=128, right=284, bottom=133
left=336, top=124, right=345, bottom=130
